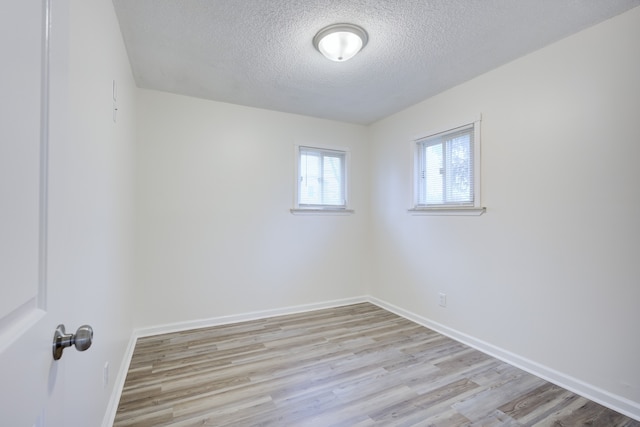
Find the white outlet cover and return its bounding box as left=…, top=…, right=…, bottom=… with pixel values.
left=439, top=293, right=447, bottom=307
left=103, top=362, right=109, bottom=388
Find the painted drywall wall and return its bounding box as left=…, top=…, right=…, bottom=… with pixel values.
left=369, top=6, right=640, bottom=409
left=134, top=90, right=371, bottom=328
left=45, top=0, right=136, bottom=425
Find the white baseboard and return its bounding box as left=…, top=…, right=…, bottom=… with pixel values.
left=101, top=333, right=138, bottom=427
left=101, top=295, right=640, bottom=424
left=367, top=296, right=640, bottom=422
left=134, top=296, right=368, bottom=338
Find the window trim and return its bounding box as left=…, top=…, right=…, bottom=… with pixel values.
left=409, top=115, right=485, bottom=215
left=291, top=144, right=353, bottom=214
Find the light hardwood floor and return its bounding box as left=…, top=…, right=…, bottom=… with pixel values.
left=114, top=303, right=639, bottom=426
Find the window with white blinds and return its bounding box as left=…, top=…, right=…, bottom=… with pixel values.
left=296, top=146, right=348, bottom=209
left=413, top=118, right=482, bottom=212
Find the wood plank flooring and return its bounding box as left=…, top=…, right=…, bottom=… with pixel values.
left=113, top=303, right=639, bottom=426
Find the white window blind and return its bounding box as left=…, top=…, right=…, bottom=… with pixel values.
left=415, top=124, right=475, bottom=207
left=298, top=146, right=347, bottom=208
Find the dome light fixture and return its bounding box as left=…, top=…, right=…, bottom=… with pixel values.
left=313, top=23, right=368, bottom=62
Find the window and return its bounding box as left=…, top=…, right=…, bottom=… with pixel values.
left=293, top=145, right=351, bottom=212
left=412, top=118, right=484, bottom=215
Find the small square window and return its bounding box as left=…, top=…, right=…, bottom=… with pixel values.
left=412, top=118, right=483, bottom=214
left=294, top=145, right=349, bottom=211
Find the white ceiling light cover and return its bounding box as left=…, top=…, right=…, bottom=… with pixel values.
left=313, top=24, right=368, bottom=62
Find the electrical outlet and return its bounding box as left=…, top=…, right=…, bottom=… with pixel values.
left=112, top=80, right=118, bottom=123
left=103, top=362, right=109, bottom=389
left=438, top=292, right=447, bottom=307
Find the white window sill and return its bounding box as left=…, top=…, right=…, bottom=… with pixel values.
left=408, top=207, right=486, bottom=216
left=290, top=208, right=354, bottom=216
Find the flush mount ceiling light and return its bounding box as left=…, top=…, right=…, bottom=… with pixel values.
left=313, top=23, right=368, bottom=62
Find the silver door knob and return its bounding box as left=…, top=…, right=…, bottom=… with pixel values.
left=52, top=324, right=93, bottom=360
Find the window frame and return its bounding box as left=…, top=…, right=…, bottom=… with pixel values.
left=409, top=116, right=485, bottom=216
left=291, top=144, right=353, bottom=215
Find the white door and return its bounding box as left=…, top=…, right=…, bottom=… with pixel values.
left=0, top=1, right=67, bottom=425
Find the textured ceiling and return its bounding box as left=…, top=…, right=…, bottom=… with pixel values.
left=112, top=0, right=640, bottom=124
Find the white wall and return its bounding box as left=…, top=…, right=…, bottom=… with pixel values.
left=370, top=6, right=640, bottom=410
left=46, top=0, right=136, bottom=425
left=134, top=90, right=371, bottom=328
